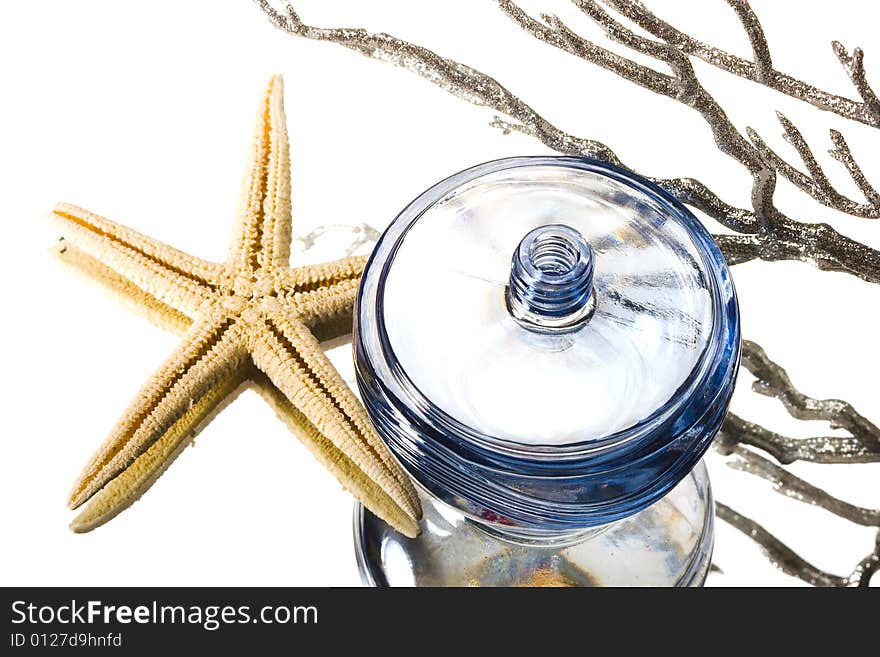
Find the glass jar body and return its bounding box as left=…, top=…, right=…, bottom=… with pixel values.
left=355, top=460, right=713, bottom=587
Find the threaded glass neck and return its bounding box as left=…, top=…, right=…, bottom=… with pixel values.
left=506, top=224, right=595, bottom=332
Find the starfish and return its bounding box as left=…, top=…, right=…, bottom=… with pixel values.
left=51, top=76, right=421, bottom=537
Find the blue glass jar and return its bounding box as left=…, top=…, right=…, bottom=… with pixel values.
left=353, top=156, right=740, bottom=586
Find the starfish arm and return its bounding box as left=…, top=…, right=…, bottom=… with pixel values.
left=55, top=241, right=193, bottom=336
left=278, top=255, right=368, bottom=342
left=251, top=371, right=421, bottom=539
left=277, top=255, right=368, bottom=291
left=249, top=313, right=421, bottom=537
left=52, top=203, right=221, bottom=318
left=70, top=369, right=249, bottom=532
left=227, top=75, right=292, bottom=277
left=288, top=277, right=361, bottom=340
left=68, top=314, right=247, bottom=512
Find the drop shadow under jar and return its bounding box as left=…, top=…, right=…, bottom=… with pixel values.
left=353, top=156, right=741, bottom=586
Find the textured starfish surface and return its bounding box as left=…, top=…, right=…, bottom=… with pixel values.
left=52, top=76, right=421, bottom=537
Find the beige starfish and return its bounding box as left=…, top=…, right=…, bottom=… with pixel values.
left=51, top=75, right=421, bottom=537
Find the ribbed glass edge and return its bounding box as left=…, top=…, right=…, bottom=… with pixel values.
left=354, top=156, right=740, bottom=526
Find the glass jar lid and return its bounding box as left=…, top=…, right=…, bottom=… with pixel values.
left=361, top=157, right=736, bottom=452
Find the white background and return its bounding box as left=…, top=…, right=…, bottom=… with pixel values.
left=0, top=1, right=878, bottom=586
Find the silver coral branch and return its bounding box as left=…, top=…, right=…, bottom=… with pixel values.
left=713, top=340, right=880, bottom=585
left=503, top=0, right=880, bottom=279
left=724, top=0, right=773, bottom=81
left=747, top=114, right=880, bottom=218
left=716, top=503, right=879, bottom=587
left=719, top=413, right=880, bottom=465
left=832, top=41, right=880, bottom=122
left=562, top=0, right=778, bottom=227
left=724, top=446, right=879, bottom=526
left=599, top=0, right=879, bottom=128
left=829, top=129, right=880, bottom=206
left=256, top=0, right=880, bottom=285
left=717, top=340, right=880, bottom=465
